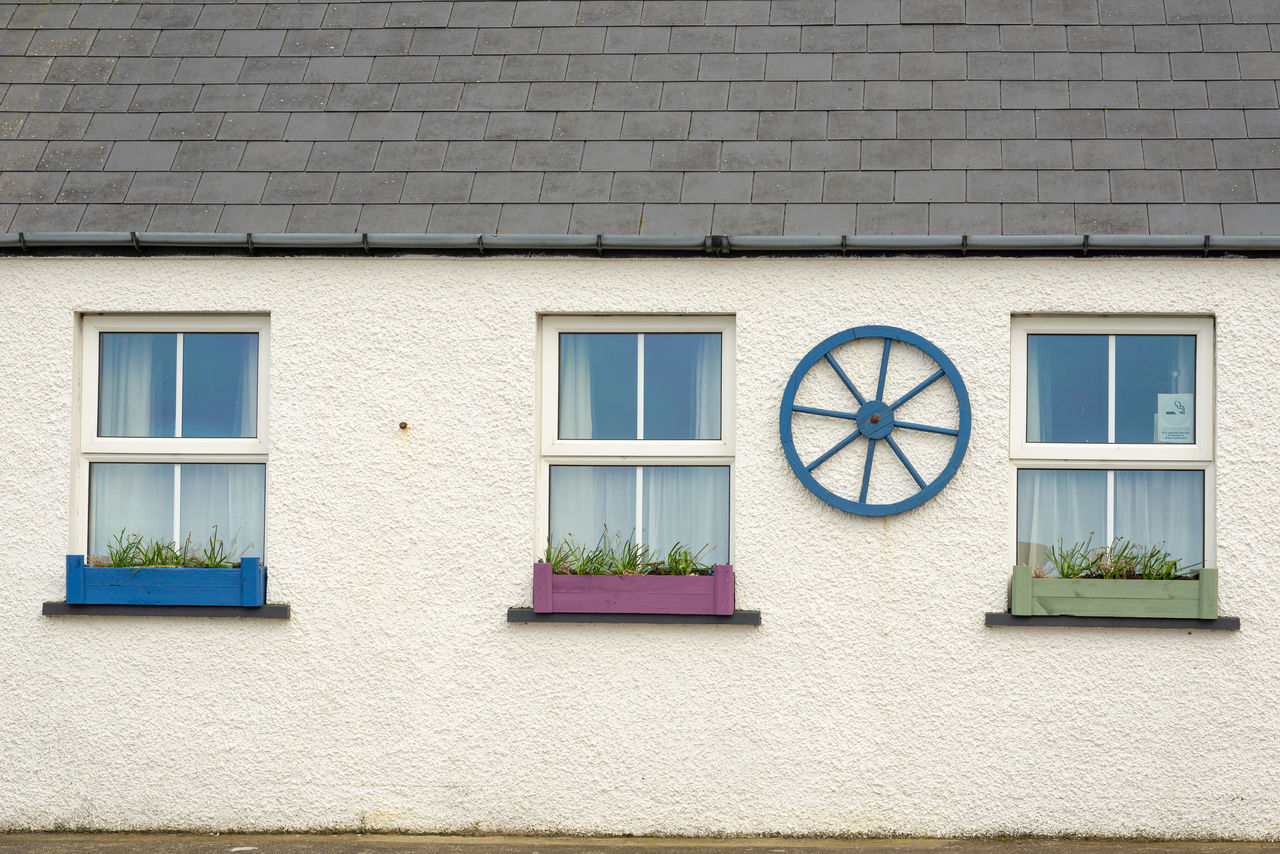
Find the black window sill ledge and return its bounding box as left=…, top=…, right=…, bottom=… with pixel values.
left=986, top=612, right=1239, bottom=630
left=43, top=602, right=291, bottom=619
left=507, top=608, right=761, bottom=625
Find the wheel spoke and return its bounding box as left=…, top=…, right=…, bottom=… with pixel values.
left=824, top=353, right=867, bottom=405
left=806, top=427, right=862, bottom=472
left=876, top=338, right=891, bottom=401
left=859, top=438, right=877, bottom=504
left=889, top=368, right=944, bottom=411
left=885, top=435, right=927, bottom=490
left=792, top=404, right=859, bottom=421
left=895, top=420, right=960, bottom=437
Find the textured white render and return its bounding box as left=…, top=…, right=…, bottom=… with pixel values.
left=2, top=256, right=1279, bottom=839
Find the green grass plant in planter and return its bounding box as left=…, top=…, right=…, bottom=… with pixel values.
left=540, top=527, right=712, bottom=576
left=1012, top=536, right=1216, bottom=619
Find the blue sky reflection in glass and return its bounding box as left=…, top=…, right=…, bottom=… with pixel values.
left=559, top=332, right=720, bottom=440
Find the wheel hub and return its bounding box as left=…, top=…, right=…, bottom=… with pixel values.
left=856, top=400, right=895, bottom=439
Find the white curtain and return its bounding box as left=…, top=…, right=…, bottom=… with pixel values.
left=88, top=463, right=174, bottom=556
left=643, top=466, right=730, bottom=563
left=549, top=466, right=636, bottom=547
left=99, top=333, right=175, bottom=437
left=1016, top=469, right=1107, bottom=570
left=1114, top=470, right=1203, bottom=567
left=691, top=334, right=720, bottom=440
left=182, top=334, right=258, bottom=438
left=179, top=464, right=266, bottom=559
left=559, top=334, right=596, bottom=439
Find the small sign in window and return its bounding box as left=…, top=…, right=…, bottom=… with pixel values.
left=1157, top=393, right=1194, bottom=443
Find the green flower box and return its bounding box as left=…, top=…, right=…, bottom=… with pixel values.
left=1009, top=565, right=1219, bottom=620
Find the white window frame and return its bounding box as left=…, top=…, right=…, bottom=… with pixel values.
left=1009, top=314, right=1215, bottom=567
left=536, top=314, right=735, bottom=557
left=72, top=313, right=270, bottom=557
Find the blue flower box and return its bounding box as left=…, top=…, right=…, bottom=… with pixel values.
left=65, top=554, right=267, bottom=607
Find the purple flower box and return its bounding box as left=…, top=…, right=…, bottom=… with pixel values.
left=65, top=554, right=267, bottom=607
left=532, top=562, right=735, bottom=616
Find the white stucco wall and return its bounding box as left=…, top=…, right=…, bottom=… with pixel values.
left=2, top=256, right=1278, bottom=839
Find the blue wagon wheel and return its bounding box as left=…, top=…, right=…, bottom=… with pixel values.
left=779, top=325, right=971, bottom=517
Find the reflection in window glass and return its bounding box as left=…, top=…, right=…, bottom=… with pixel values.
left=99, top=333, right=177, bottom=438
left=87, top=462, right=266, bottom=560
left=1115, top=470, right=1203, bottom=567
left=1115, top=335, right=1194, bottom=444
left=1027, top=335, right=1107, bottom=443
left=644, top=333, right=721, bottom=440
left=183, top=333, right=258, bottom=438
left=1016, top=469, right=1107, bottom=571
left=89, top=462, right=174, bottom=557
left=559, top=334, right=637, bottom=440
left=549, top=465, right=637, bottom=546
left=642, top=466, right=730, bottom=563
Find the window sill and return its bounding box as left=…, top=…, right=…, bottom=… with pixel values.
left=43, top=602, right=290, bottom=619
left=507, top=607, right=760, bottom=625
left=985, top=612, right=1239, bottom=630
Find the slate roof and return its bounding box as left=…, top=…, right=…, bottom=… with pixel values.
left=1, top=0, right=1279, bottom=235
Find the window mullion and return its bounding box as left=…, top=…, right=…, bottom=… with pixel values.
left=1107, top=334, right=1115, bottom=444
left=635, top=465, right=643, bottom=548
left=175, top=332, right=184, bottom=439
left=1105, top=469, right=1114, bottom=545
left=636, top=332, right=644, bottom=440
left=173, top=464, right=182, bottom=548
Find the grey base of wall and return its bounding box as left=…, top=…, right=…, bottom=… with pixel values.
left=985, top=612, right=1239, bottom=630
left=507, top=608, right=761, bottom=625
left=42, top=602, right=291, bottom=618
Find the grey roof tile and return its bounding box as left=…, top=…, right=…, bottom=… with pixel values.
left=195, top=5, right=266, bottom=30
left=281, top=29, right=349, bottom=56
left=22, top=112, right=93, bottom=140
left=372, top=140, right=444, bottom=171
left=1002, top=138, right=1074, bottom=167
left=470, top=170, right=542, bottom=201
left=515, top=2, right=582, bottom=27
left=1069, top=80, right=1137, bottom=107
left=369, top=57, right=440, bottom=83
left=797, top=80, right=863, bottom=109
left=782, top=201, right=856, bottom=232
left=57, top=170, right=130, bottom=203
left=711, top=201, right=783, bottom=232
left=611, top=169, right=681, bottom=200
left=1001, top=201, right=1075, bottom=232
left=895, top=168, right=964, bottom=200
left=285, top=203, right=361, bottom=232
left=1207, top=80, right=1279, bottom=108
left=966, top=168, right=1038, bottom=200
left=622, top=110, right=693, bottom=137
left=835, top=0, right=900, bottom=24
left=771, top=1, right=837, bottom=25
left=357, top=202, right=431, bottom=232
left=1098, top=0, right=1165, bottom=23
left=1175, top=108, right=1246, bottom=137
left=0, top=57, right=53, bottom=83
left=384, top=3, right=453, bottom=29
left=719, top=139, right=791, bottom=169
left=728, top=80, right=796, bottom=108
left=109, top=57, right=179, bottom=84
left=0, top=170, right=63, bottom=201
left=856, top=200, right=926, bottom=231
left=414, top=111, right=488, bottom=139
left=322, top=3, right=391, bottom=29
left=262, top=171, right=337, bottom=203
left=604, top=26, right=672, bottom=54
left=932, top=139, right=1002, bottom=168
left=1102, top=108, right=1174, bottom=136
left=193, top=171, right=270, bottom=204
left=214, top=203, right=290, bottom=232
left=933, top=80, right=1000, bottom=108
left=1038, top=168, right=1112, bottom=199
left=1072, top=137, right=1144, bottom=166
left=800, top=25, right=868, bottom=52
left=791, top=139, right=861, bottom=168
left=1032, top=0, right=1100, bottom=24
left=174, top=140, right=246, bottom=171
left=1004, top=80, right=1069, bottom=108
left=11, top=202, right=84, bottom=230
left=541, top=170, right=613, bottom=200
left=568, top=201, right=642, bottom=231
left=46, top=56, right=117, bottom=84
left=584, top=141, right=655, bottom=171
left=734, top=25, right=800, bottom=51
left=553, top=111, right=625, bottom=139
left=104, top=140, right=179, bottom=171
left=1183, top=168, right=1255, bottom=201
left=89, top=29, right=160, bottom=57
left=639, top=201, right=712, bottom=232
left=862, top=137, right=929, bottom=167
left=124, top=171, right=200, bottom=203
left=1163, top=0, right=1232, bottom=24
left=133, top=6, right=201, bottom=30
left=487, top=111, right=558, bottom=139
left=1133, top=26, right=1200, bottom=52
left=1148, top=202, right=1223, bottom=232
left=565, top=54, right=634, bottom=81
left=175, top=57, right=245, bottom=84
left=217, top=30, right=287, bottom=57
left=427, top=202, right=501, bottom=231
left=345, top=29, right=413, bottom=56
left=218, top=112, right=288, bottom=140
left=901, top=0, right=964, bottom=22
left=326, top=83, right=396, bottom=112
left=39, top=141, right=111, bottom=172
left=436, top=55, right=503, bottom=82
left=898, top=52, right=966, bottom=79
left=1074, top=201, right=1148, bottom=231
left=824, top=169, right=894, bottom=200
left=151, top=202, right=222, bottom=231
left=681, top=170, right=752, bottom=201
left=579, top=2, right=646, bottom=26
left=929, top=201, right=1001, bottom=231
left=401, top=171, right=474, bottom=203
left=78, top=199, right=152, bottom=226
left=65, top=84, right=136, bottom=113
left=241, top=140, right=312, bottom=170
left=689, top=109, right=758, bottom=138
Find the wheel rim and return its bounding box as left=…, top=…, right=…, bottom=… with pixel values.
left=779, top=325, right=971, bottom=517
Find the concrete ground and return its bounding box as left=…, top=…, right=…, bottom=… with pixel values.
left=1, top=837, right=1278, bottom=854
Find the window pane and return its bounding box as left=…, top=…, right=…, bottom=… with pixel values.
left=643, top=333, right=721, bottom=440
left=1027, top=335, right=1107, bottom=443
left=1115, top=335, right=1195, bottom=444
left=183, top=333, right=258, bottom=438
left=549, top=465, right=637, bottom=547
left=88, top=462, right=174, bottom=558
left=642, top=466, right=730, bottom=564
left=559, top=334, right=637, bottom=440
left=1016, top=469, right=1107, bottom=571
left=1115, top=470, right=1203, bottom=567
left=179, top=464, right=267, bottom=560
left=99, top=333, right=177, bottom=437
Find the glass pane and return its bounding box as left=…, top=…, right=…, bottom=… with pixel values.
left=559, top=334, right=637, bottom=440
left=88, top=462, right=174, bottom=558
left=1115, top=335, right=1195, bottom=444
left=1115, top=470, right=1203, bottom=568
left=99, top=332, right=177, bottom=437
left=179, top=463, right=266, bottom=560
left=643, top=333, right=721, bottom=440
left=549, top=465, right=637, bottom=547
left=1027, top=334, right=1108, bottom=443
left=183, top=333, right=259, bottom=438
left=642, top=466, right=730, bottom=564
left=1016, top=469, right=1107, bottom=572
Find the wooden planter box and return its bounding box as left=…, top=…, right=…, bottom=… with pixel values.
left=532, top=562, right=735, bottom=615
left=1009, top=565, right=1218, bottom=620
left=66, top=554, right=267, bottom=607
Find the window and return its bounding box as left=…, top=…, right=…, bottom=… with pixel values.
left=75, top=315, right=269, bottom=561
left=538, top=316, right=734, bottom=563
left=1011, top=316, right=1213, bottom=572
